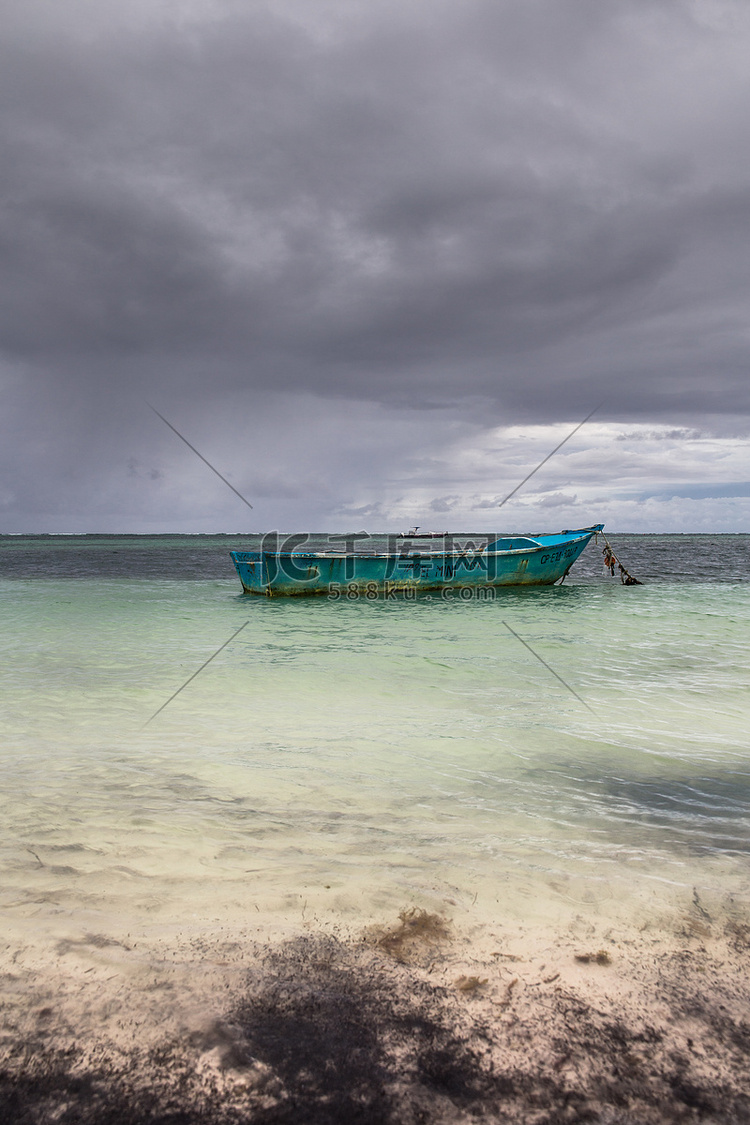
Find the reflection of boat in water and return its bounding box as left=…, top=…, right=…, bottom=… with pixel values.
left=230, top=524, right=604, bottom=596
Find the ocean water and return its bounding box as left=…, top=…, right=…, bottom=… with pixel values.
left=1, top=533, right=749, bottom=956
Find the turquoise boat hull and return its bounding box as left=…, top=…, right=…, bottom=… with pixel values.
left=230, top=525, right=603, bottom=596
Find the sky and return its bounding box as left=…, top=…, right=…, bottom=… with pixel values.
left=1, top=0, right=749, bottom=533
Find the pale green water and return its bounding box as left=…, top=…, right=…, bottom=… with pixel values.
left=1, top=535, right=749, bottom=950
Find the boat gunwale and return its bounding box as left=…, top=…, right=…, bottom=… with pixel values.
left=230, top=526, right=601, bottom=562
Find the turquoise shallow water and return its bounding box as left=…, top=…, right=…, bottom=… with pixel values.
left=1, top=534, right=749, bottom=946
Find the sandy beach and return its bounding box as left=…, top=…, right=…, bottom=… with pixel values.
left=3, top=891, right=750, bottom=1124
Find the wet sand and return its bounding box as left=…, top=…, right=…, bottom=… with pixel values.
left=2, top=895, right=750, bottom=1124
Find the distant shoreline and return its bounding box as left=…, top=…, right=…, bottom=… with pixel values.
left=3, top=531, right=750, bottom=538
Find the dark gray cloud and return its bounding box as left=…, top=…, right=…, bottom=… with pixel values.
left=1, top=0, right=749, bottom=530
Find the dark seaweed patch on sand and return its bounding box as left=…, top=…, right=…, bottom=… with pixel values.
left=373, top=907, right=452, bottom=964
left=229, top=935, right=499, bottom=1122
left=2, top=933, right=750, bottom=1123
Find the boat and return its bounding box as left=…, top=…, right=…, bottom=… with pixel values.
left=230, top=524, right=604, bottom=596
left=399, top=527, right=447, bottom=538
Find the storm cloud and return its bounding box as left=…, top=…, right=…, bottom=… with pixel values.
left=1, top=0, right=749, bottom=530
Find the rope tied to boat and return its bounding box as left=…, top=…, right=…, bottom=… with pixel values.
left=600, top=533, right=642, bottom=585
